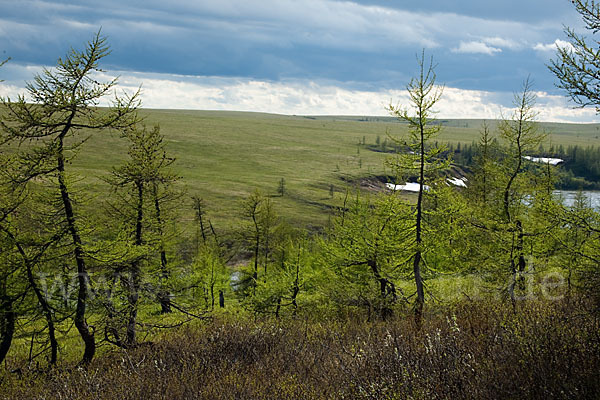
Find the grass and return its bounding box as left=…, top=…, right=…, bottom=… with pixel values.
left=63, top=110, right=600, bottom=232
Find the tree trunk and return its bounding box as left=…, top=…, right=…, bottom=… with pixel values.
left=126, top=181, right=144, bottom=346
left=368, top=259, right=395, bottom=319
left=0, top=296, right=15, bottom=365
left=104, top=273, right=124, bottom=348
left=275, top=297, right=281, bottom=319
left=413, top=250, right=425, bottom=326
left=516, top=220, right=527, bottom=293
left=291, top=256, right=300, bottom=316
left=413, top=120, right=426, bottom=328
left=252, top=212, right=260, bottom=294
left=26, top=263, right=58, bottom=365
left=57, top=134, right=95, bottom=365
left=154, top=185, right=171, bottom=314
left=3, top=228, right=59, bottom=365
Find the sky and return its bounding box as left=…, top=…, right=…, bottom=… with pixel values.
left=0, top=0, right=598, bottom=122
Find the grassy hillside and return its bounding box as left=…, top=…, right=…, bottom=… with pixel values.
left=67, top=110, right=600, bottom=230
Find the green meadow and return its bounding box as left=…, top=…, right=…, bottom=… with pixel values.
left=69, top=109, right=600, bottom=230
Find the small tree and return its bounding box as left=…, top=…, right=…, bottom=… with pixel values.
left=0, top=32, right=140, bottom=364
left=192, top=196, right=208, bottom=252
left=0, top=200, right=67, bottom=365
left=321, top=194, right=410, bottom=320
left=387, top=51, right=446, bottom=326
left=277, top=177, right=286, bottom=197
left=469, top=121, right=501, bottom=205
left=251, top=234, right=316, bottom=318
left=238, top=190, right=281, bottom=298
left=498, top=80, right=548, bottom=304
left=192, top=242, right=229, bottom=311
left=106, top=123, right=179, bottom=344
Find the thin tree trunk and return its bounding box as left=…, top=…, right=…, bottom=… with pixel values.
left=252, top=211, right=260, bottom=294
left=503, top=158, right=521, bottom=222
left=275, top=297, right=281, bottom=319
left=57, top=134, right=95, bottom=365
left=413, top=119, right=426, bottom=328
left=291, top=252, right=300, bottom=316
left=0, top=296, right=15, bottom=365
left=153, top=185, right=171, bottom=314
left=503, top=114, right=524, bottom=222
left=198, top=209, right=206, bottom=244
left=104, top=273, right=124, bottom=347
left=209, top=220, right=219, bottom=245
left=367, top=259, right=395, bottom=319
left=503, top=120, right=523, bottom=311
left=516, top=220, right=526, bottom=291
left=126, top=181, right=143, bottom=346
left=508, top=232, right=517, bottom=311
left=219, top=290, right=225, bottom=308
left=3, top=229, right=59, bottom=365
left=26, top=264, right=58, bottom=365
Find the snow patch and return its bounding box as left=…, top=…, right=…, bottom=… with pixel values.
left=446, top=177, right=468, bottom=187
left=523, top=156, right=564, bottom=165
left=386, top=182, right=430, bottom=192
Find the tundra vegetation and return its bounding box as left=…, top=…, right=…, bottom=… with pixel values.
left=2, top=2, right=600, bottom=397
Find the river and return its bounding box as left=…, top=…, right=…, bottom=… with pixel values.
left=554, top=190, right=600, bottom=209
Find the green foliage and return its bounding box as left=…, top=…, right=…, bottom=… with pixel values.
left=236, top=190, right=285, bottom=297
left=249, top=237, right=325, bottom=318
left=320, top=193, right=412, bottom=318
left=549, top=0, right=600, bottom=112
left=455, top=82, right=565, bottom=306
left=189, top=242, right=230, bottom=310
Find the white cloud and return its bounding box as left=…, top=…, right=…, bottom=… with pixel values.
left=3, top=64, right=597, bottom=123
left=93, top=70, right=596, bottom=123
left=452, top=41, right=502, bottom=55
left=483, top=36, right=522, bottom=50
left=0, top=83, right=26, bottom=100
left=533, top=91, right=598, bottom=122
left=533, top=39, right=574, bottom=52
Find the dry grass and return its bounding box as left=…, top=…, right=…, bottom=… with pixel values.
left=1, top=297, right=599, bottom=399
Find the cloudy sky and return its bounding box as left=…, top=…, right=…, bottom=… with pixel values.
left=0, top=0, right=597, bottom=122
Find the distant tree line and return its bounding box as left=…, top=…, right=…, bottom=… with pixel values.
left=448, top=141, right=600, bottom=190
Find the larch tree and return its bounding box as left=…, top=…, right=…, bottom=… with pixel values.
left=387, top=51, right=446, bottom=326
left=321, top=194, right=410, bottom=320
left=547, top=1, right=600, bottom=309
left=549, top=0, right=600, bottom=112
left=106, top=123, right=179, bottom=345
left=497, top=79, right=547, bottom=305
left=0, top=32, right=140, bottom=364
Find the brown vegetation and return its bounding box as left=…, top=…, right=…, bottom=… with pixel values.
left=1, top=297, right=598, bottom=400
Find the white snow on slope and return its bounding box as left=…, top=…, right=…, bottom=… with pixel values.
left=523, top=156, right=564, bottom=165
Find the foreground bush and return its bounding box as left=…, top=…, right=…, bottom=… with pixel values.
left=1, top=298, right=598, bottom=399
